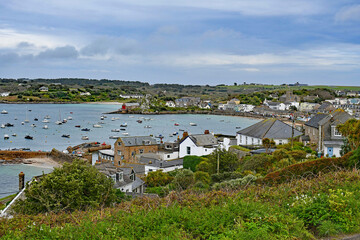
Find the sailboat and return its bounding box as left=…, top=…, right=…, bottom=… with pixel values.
left=55, top=110, right=63, bottom=125
left=24, top=108, right=29, bottom=123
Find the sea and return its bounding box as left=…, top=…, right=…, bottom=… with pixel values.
left=0, top=103, right=260, bottom=198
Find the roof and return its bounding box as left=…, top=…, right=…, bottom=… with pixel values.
left=305, top=114, right=328, bottom=128
left=187, top=134, right=218, bottom=146
left=95, top=163, right=122, bottom=175
left=317, top=102, right=333, bottom=110
left=237, top=119, right=302, bottom=139
left=99, top=149, right=114, bottom=156
left=140, top=157, right=183, bottom=168
left=119, top=136, right=157, bottom=147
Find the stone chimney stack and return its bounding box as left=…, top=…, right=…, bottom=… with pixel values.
left=204, top=130, right=210, bottom=134
left=19, top=172, right=25, bottom=191
left=182, top=131, right=189, bottom=140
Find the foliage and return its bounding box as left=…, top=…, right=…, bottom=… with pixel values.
left=144, top=170, right=173, bottom=187
left=337, top=119, right=360, bottom=151
left=229, top=145, right=251, bottom=152
left=183, top=155, right=204, bottom=172
left=211, top=172, right=244, bottom=183
left=12, top=159, right=116, bottom=215
left=212, top=175, right=257, bottom=190
left=288, top=150, right=307, bottom=161
left=197, top=149, right=240, bottom=174
left=262, top=138, right=275, bottom=153
left=241, top=154, right=272, bottom=175
left=173, top=169, right=195, bottom=190
left=145, top=186, right=170, bottom=197
left=194, top=171, right=211, bottom=185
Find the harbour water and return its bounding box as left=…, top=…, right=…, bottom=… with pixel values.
left=0, top=103, right=260, bottom=151
left=0, top=103, right=260, bottom=198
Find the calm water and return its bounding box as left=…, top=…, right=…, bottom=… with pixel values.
left=0, top=103, right=260, bottom=151
left=0, top=165, right=53, bottom=199
left=0, top=103, right=260, bottom=198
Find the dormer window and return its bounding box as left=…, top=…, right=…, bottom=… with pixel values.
left=333, top=126, right=341, bottom=136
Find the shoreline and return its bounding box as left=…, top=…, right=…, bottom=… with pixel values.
left=1, top=157, right=61, bottom=169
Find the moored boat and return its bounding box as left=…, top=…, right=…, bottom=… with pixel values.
left=81, top=128, right=90, bottom=131
left=43, top=125, right=48, bottom=129
left=4, top=134, right=9, bottom=140
left=93, top=124, right=102, bottom=128
left=1, top=110, right=8, bottom=114
left=81, top=136, right=89, bottom=140
left=61, top=134, right=70, bottom=138
left=189, top=122, right=197, bottom=126
left=111, top=129, right=120, bottom=132
left=25, top=135, right=33, bottom=140
left=120, top=123, right=127, bottom=127
left=109, top=136, right=120, bottom=139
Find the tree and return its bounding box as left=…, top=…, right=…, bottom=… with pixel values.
left=262, top=138, right=275, bottom=153
left=202, top=149, right=240, bottom=174
left=12, top=159, right=116, bottom=215
left=144, top=170, right=173, bottom=187
left=173, top=169, right=195, bottom=190
left=337, top=119, right=360, bottom=152
left=194, top=171, right=211, bottom=185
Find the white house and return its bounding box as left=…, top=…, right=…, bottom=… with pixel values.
left=284, top=101, right=300, bottom=110
left=0, top=92, right=10, bottom=97
left=165, top=101, right=176, bottom=107
left=80, top=92, right=91, bottom=96
left=179, top=133, right=218, bottom=158
left=236, top=119, right=302, bottom=146
left=143, top=159, right=183, bottom=175
left=266, top=102, right=286, bottom=111
left=119, top=94, right=143, bottom=99
left=39, top=86, right=48, bottom=92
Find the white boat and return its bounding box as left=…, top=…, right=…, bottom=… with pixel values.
left=67, top=116, right=73, bottom=120
left=120, top=123, right=127, bottom=127
left=31, top=124, right=36, bottom=127
left=21, top=122, right=25, bottom=125
left=144, top=125, right=152, bottom=128
left=24, top=119, right=29, bottom=123
left=43, top=125, right=48, bottom=129
left=42, top=119, right=50, bottom=123
left=122, top=132, right=129, bottom=136
left=12, top=133, right=17, bottom=137
left=44, top=115, right=51, bottom=119
left=109, top=136, right=120, bottom=139
left=100, top=116, right=105, bottom=120
left=189, top=122, right=197, bottom=126
left=55, top=120, right=63, bottom=125
left=111, top=129, right=120, bottom=132
left=98, top=121, right=105, bottom=124
left=4, top=134, right=9, bottom=139
left=93, top=124, right=102, bottom=128
left=62, top=119, right=68, bottom=124
left=1, top=110, right=8, bottom=114
left=1, top=124, right=5, bottom=128
left=129, top=116, right=134, bottom=118
left=81, top=136, right=89, bottom=140
left=111, top=117, right=119, bottom=121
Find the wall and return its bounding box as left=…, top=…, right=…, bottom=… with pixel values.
left=236, top=134, right=262, bottom=146
left=179, top=137, right=216, bottom=158
left=145, top=165, right=183, bottom=175
left=0, top=151, right=48, bottom=161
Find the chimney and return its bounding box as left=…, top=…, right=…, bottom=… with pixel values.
left=204, top=130, right=210, bottom=134
left=19, top=172, right=25, bottom=191
left=182, top=131, right=188, bottom=140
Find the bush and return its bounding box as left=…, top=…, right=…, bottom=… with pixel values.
left=212, top=175, right=257, bottom=190
left=183, top=156, right=204, bottom=172
left=211, top=172, right=244, bottom=183
left=288, top=150, right=307, bottom=161
left=12, top=159, right=115, bottom=215
left=194, top=171, right=211, bottom=185
left=144, top=170, right=173, bottom=187
left=242, top=154, right=272, bottom=174
left=173, top=169, right=195, bottom=190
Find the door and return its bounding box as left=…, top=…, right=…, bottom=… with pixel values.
left=327, top=147, right=333, bottom=157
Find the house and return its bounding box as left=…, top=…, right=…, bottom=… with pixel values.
left=315, top=102, right=336, bottom=113
left=114, top=136, right=158, bottom=167
left=80, top=92, right=91, bottom=96
left=299, top=102, right=320, bottom=112
left=302, top=113, right=329, bottom=145
left=317, top=111, right=352, bottom=157
left=39, top=86, right=48, bottom=92
left=165, top=101, right=175, bottom=108
left=228, top=98, right=240, bottom=105
left=266, top=101, right=286, bottom=111
left=0, top=92, right=10, bottom=97
left=234, top=104, right=255, bottom=112
left=284, top=101, right=300, bottom=110
left=346, top=91, right=358, bottom=97
left=138, top=156, right=183, bottom=175
left=97, top=149, right=114, bottom=163
left=175, top=97, right=201, bottom=107
left=179, top=132, right=218, bottom=158
left=236, top=119, right=302, bottom=146
left=119, top=94, right=143, bottom=99
left=279, top=90, right=301, bottom=103
left=198, top=102, right=211, bottom=109
left=95, top=163, right=144, bottom=193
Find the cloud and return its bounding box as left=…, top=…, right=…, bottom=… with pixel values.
left=335, top=5, right=360, bottom=22
left=37, top=45, right=79, bottom=59
left=80, top=37, right=139, bottom=57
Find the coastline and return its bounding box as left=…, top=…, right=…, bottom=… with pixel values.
left=1, top=157, right=61, bottom=169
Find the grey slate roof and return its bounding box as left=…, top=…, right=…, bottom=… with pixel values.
left=120, top=136, right=157, bottom=147
left=187, top=134, right=218, bottom=146
left=305, top=114, right=328, bottom=128
left=140, top=157, right=183, bottom=168
left=237, top=119, right=302, bottom=139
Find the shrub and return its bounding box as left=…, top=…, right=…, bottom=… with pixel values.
left=12, top=159, right=115, bottom=215
left=173, top=169, right=195, bottom=190
left=194, top=171, right=211, bottom=185
left=212, top=175, right=257, bottom=190
left=288, top=150, right=307, bottom=161
left=144, top=170, right=173, bottom=187
left=211, top=172, right=244, bottom=183
left=183, top=156, right=204, bottom=172
left=242, top=154, right=272, bottom=174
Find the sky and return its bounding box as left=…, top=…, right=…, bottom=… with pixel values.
left=0, top=0, right=360, bottom=86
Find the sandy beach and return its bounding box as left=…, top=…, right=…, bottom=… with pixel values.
left=24, top=157, right=61, bottom=169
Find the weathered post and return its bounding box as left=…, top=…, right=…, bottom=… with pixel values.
left=19, top=172, right=25, bottom=191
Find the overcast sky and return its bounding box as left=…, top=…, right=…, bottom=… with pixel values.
left=1, top=0, right=360, bottom=85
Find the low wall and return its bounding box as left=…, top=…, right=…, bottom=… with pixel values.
left=0, top=151, right=49, bottom=161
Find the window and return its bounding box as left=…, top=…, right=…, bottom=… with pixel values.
left=121, top=155, right=124, bottom=160
left=139, top=149, right=144, bottom=154
left=167, top=154, right=170, bottom=158
left=205, top=149, right=207, bottom=152
left=118, top=142, right=122, bottom=146
left=118, top=161, right=121, bottom=165
left=279, top=140, right=283, bottom=145
left=131, top=151, right=135, bottom=156
left=334, top=126, right=341, bottom=136
left=187, top=146, right=191, bottom=155
left=239, top=135, right=242, bottom=143
left=117, top=150, right=121, bottom=155
left=245, top=136, right=248, bottom=144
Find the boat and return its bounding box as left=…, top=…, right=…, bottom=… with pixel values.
left=189, top=123, right=197, bottom=126
left=101, top=115, right=107, bottom=119
left=81, top=136, right=89, bottom=140
left=179, top=129, right=185, bottom=131
left=4, top=134, right=9, bottom=140
left=75, top=125, right=81, bottom=128
left=44, top=115, right=51, bottom=119
left=109, top=136, right=120, bottom=139
left=129, top=115, right=134, bottom=118
left=42, top=119, right=50, bottom=123
left=34, top=118, right=38, bottom=121
left=31, top=124, right=36, bottom=127
left=120, top=128, right=126, bottom=131
left=12, top=133, right=17, bottom=137
left=62, top=119, right=68, bottom=124
left=111, top=129, right=120, bottom=132
left=155, top=134, right=164, bottom=139
left=55, top=120, right=63, bottom=125
left=98, top=121, right=105, bottom=124
left=61, top=134, right=70, bottom=138
left=100, top=116, right=105, bottom=120
left=1, top=110, right=8, bottom=114
left=172, top=132, right=178, bottom=136
left=111, top=117, right=119, bottom=121
left=14, top=118, right=17, bottom=120
left=144, top=125, right=152, bottom=128
left=43, top=125, right=48, bottom=129
left=25, top=135, right=33, bottom=140
left=81, top=128, right=90, bottom=131
left=67, top=116, right=73, bottom=120
left=236, top=127, right=242, bottom=129
left=21, top=122, right=24, bottom=125
left=174, top=123, right=179, bottom=126
left=93, top=124, right=102, bottom=128
left=137, top=120, right=142, bottom=123
left=5, top=123, right=14, bottom=127
left=120, top=123, right=127, bottom=127
left=1, top=124, right=5, bottom=128
left=122, top=132, right=129, bottom=136
left=144, top=118, right=151, bottom=121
